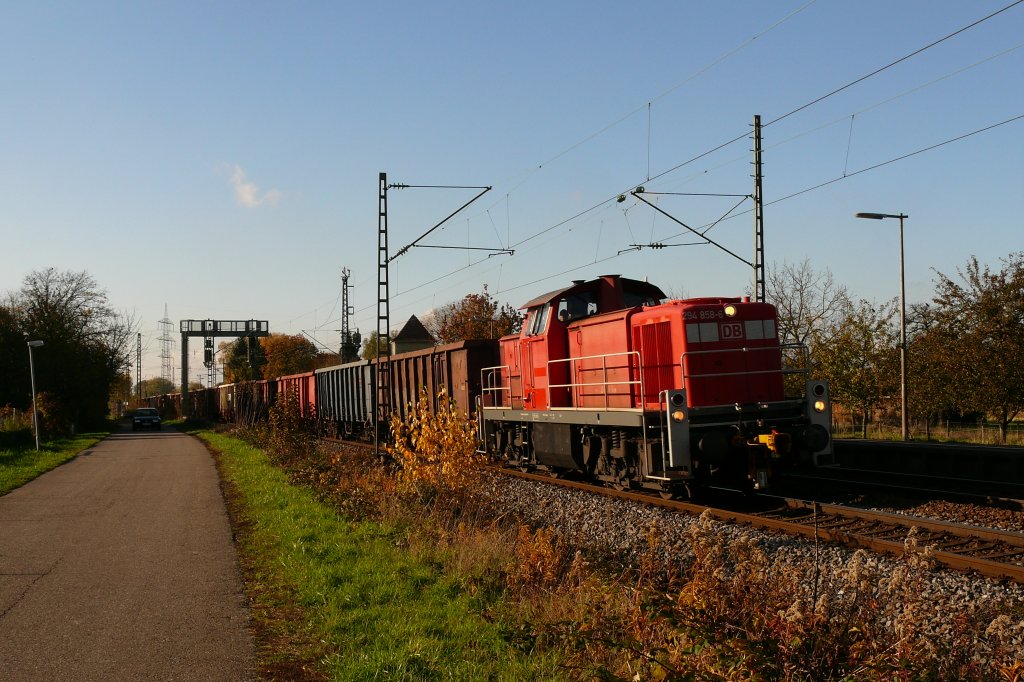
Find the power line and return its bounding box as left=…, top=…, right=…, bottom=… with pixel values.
left=646, top=113, right=1024, bottom=244
left=510, top=1, right=1022, bottom=251
left=350, top=4, right=1023, bottom=327
left=768, top=112, right=1024, bottom=205
left=486, top=0, right=819, bottom=205
left=413, top=112, right=1024, bottom=308
left=766, top=0, right=1024, bottom=128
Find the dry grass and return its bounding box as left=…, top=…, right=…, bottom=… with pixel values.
left=236, top=392, right=1023, bottom=681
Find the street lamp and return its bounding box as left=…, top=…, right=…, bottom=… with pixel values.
left=854, top=212, right=909, bottom=441
left=27, top=340, right=44, bottom=451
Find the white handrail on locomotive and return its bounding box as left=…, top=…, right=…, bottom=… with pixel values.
left=480, top=365, right=512, bottom=407
left=481, top=350, right=674, bottom=483
left=678, top=342, right=811, bottom=392
left=544, top=351, right=674, bottom=483
left=546, top=350, right=643, bottom=411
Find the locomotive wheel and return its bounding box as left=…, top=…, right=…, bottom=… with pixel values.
left=658, top=482, right=693, bottom=500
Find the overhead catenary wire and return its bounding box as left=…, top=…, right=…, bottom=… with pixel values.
left=765, top=0, right=1024, bottom=128
left=352, top=110, right=1023, bottom=326
left=348, top=3, right=1022, bottom=330
left=651, top=113, right=1024, bottom=244
left=512, top=0, right=1021, bottom=253
left=768, top=112, right=1024, bottom=205
left=387, top=184, right=493, bottom=262
left=478, top=0, right=820, bottom=217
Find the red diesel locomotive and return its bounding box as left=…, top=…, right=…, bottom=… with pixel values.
left=146, top=274, right=831, bottom=495
left=478, top=275, right=832, bottom=495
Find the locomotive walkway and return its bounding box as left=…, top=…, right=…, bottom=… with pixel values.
left=0, top=427, right=254, bottom=681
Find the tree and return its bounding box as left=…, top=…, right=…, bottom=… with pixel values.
left=812, top=299, right=900, bottom=438
left=764, top=259, right=850, bottom=348
left=340, top=331, right=361, bottom=363
left=905, top=302, right=961, bottom=438
left=0, top=304, right=29, bottom=410
left=926, top=253, right=1024, bottom=442
left=6, top=268, right=136, bottom=432
left=762, top=260, right=851, bottom=396
left=360, top=330, right=393, bottom=360
left=426, top=289, right=524, bottom=343
left=313, top=352, right=342, bottom=369
left=135, top=377, right=175, bottom=398
left=223, top=336, right=266, bottom=382
left=260, top=333, right=319, bottom=379
left=110, top=372, right=133, bottom=413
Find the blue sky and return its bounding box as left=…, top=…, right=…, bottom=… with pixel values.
left=2, top=1, right=1022, bottom=382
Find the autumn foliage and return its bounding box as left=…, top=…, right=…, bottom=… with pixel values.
left=428, top=289, right=522, bottom=343
left=387, top=388, right=482, bottom=494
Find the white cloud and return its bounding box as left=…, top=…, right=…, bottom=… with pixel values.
left=230, top=165, right=282, bottom=208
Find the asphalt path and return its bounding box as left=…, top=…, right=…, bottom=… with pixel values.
left=0, top=427, right=254, bottom=681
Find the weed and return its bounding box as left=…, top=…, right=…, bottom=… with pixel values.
left=222, top=401, right=1024, bottom=681
left=388, top=387, right=483, bottom=500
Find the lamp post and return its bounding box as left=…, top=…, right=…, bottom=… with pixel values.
left=855, top=212, right=909, bottom=441
left=27, top=340, right=44, bottom=451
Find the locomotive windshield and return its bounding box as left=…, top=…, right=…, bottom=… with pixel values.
left=525, top=304, right=551, bottom=336
left=555, top=292, right=597, bottom=322
left=623, top=290, right=660, bottom=308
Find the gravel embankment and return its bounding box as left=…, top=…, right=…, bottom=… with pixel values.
left=477, top=472, right=1024, bottom=654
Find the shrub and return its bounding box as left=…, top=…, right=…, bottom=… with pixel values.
left=388, top=388, right=483, bottom=498
left=0, top=406, right=33, bottom=448
left=264, top=388, right=318, bottom=466
left=34, top=392, right=73, bottom=439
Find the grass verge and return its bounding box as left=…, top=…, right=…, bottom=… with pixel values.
left=0, top=424, right=115, bottom=495
left=188, top=391, right=1024, bottom=681
left=195, top=428, right=561, bottom=680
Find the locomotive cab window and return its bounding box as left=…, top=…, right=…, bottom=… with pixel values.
left=623, top=290, right=658, bottom=308
left=526, top=304, right=551, bottom=336
left=556, top=292, right=596, bottom=323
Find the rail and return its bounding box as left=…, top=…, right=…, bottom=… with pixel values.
left=491, top=467, right=1024, bottom=583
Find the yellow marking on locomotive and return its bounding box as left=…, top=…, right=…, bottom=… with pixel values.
left=753, top=431, right=791, bottom=456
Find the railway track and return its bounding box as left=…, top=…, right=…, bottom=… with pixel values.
left=781, top=467, right=1024, bottom=510
left=493, top=467, right=1024, bottom=583
left=834, top=439, right=1024, bottom=486
left=322, top=438, right=1024, bottom=582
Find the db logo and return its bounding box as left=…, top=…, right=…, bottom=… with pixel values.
left=721, top=322, right=744, bottom=340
